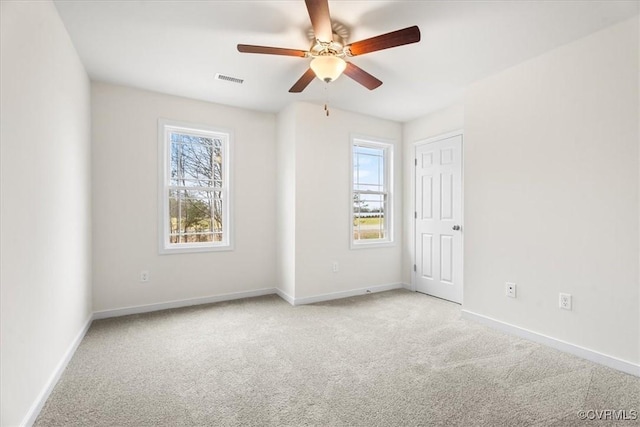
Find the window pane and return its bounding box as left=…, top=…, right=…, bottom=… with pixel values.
left=170, top=134, right=223, bottom=187
left=353, top=192, right=387, bottom=241
left=168, top=189, right=224, bottom=243
left=353, top=145, right=384, bottom=192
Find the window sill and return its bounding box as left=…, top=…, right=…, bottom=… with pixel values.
left=159, top=243, right=233, bottom=255
left=350, top=240, right=395, bottom=250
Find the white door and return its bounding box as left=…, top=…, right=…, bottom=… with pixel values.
left=414, top=134, right=463, bottom=303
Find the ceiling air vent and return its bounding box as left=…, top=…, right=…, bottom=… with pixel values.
left=215, top=73, right=244, bottom=84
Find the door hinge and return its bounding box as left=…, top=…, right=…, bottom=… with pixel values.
left=414, top=211, right=417, bottom=219
left=415, top=158, right=418, bottom=166
left=413, top=264, right=417, bottom=272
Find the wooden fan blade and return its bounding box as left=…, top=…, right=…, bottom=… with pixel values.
left=237, top=44, right=308, bottom=57
left=289, top=68, right=317, bottom=93
left=343, top=62, right=382, bottom=90
left=346, top=26, right=421, bottom=57
left=305, top=0, right=333, bottom=42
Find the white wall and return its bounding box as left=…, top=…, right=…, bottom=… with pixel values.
left=289, top=102, right=403, bottom=299
left=402, top=103, right=465, bottom=285
left=91, top=83, right=277, bottom=312
left=0, top=1, right=92, bottom=426
left=464, top=17, right=639, bottom=364
left=276, top=104, right=297, bottom=299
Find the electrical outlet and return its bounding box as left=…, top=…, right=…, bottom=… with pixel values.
left=559, top=293, right=572, bottom=310
left=332, top=262, right=339, bottom=273
left=140, top=270, right=149, bottom=283
left=506, top=282, right=516, bottom=298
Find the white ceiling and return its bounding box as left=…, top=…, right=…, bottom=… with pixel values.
left=53, top=0, right=639, bottom=122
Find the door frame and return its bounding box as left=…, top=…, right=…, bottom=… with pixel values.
left=411, top=130, right=464, bottom=303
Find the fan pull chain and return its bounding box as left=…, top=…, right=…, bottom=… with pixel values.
left=323, top=84, right=330, bottom=117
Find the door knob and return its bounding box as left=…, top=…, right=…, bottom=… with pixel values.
left=452, top=225, right=461, bottom=231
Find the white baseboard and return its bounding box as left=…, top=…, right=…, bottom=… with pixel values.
left=292, top=283, right=405, bottom=306
left=275, top=288, right=295, bottom=305
left=21, top=314, right=93, bottom=427
left=402, top=282, right=413, bottom=291
left=462, top=309, right=640, bottom=377
left=93, top=288, right=277, bottom=319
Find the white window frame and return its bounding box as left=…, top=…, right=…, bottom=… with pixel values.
left=350, top=136, right=394, bottom=249
left=158, top=118, right=233, bottom=254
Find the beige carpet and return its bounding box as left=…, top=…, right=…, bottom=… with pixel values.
left=35, top=290, right=639, bottom=426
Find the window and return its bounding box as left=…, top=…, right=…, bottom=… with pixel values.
left=351, top=137, right=393, bottom=247
left=158, top=119, right=231, bottom=253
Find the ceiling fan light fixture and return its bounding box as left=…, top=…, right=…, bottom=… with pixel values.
left=310, top=55, right=346, bottom=83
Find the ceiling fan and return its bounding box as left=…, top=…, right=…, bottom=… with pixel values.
left=237, top=0, right=421, bottom=93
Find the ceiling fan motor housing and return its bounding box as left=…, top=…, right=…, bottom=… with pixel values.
left=310, top=33, right=345, bottom=57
